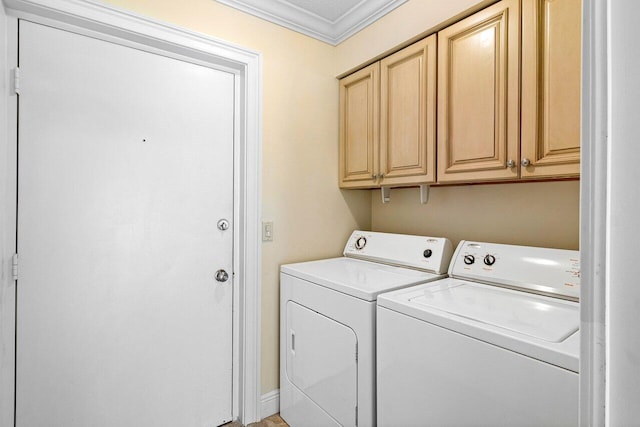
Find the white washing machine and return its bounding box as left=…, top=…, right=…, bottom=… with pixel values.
left=280, top=230, right=453, bottom=427
left=377, top=240, right=580, bottom=427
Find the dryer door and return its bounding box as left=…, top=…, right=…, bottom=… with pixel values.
left=286, top=301, right=357, bottom=427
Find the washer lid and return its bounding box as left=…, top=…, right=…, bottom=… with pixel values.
left=377, top=278, right=580, bottom=371
left=408, top=281, right=579, bottom=342
left=281, top=257, right=444, bottom=301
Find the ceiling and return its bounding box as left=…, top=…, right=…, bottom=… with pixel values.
left=216, top=0, right=408, bottom=45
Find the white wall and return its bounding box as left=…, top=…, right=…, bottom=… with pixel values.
left=607, top=0, right=640, bottom=424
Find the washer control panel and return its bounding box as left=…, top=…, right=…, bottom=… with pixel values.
left=344, top=230, right=453, bottom=275
left=450, top=241, right=581, bottom=301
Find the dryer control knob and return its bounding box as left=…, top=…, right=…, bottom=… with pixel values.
left=355, top=236, right=367, bottom=250
left=463, top=255, right=475, bottom=265
left=484, top=254, right=496, bottom=266
left=423, top=249, right=433, bottom=258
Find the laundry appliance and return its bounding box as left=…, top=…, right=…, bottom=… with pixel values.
left=280, top=230, right=453, bottom=427
left=377, top=240, right=580, bottom=426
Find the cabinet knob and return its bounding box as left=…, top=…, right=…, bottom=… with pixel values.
left=507, top=159, right=515, bottom=168
left=378, top=173, right=384, bottom=180
left=521, top=158, right=531, bottom=167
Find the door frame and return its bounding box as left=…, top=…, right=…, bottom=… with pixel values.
left=580, top=0, right=607, bottom=425
left=0, top=0, right=263, bottom=425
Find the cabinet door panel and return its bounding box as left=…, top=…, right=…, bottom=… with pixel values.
left=437, top=0, right=520, bottom=183
left=450, top=26, right=497, bottom=162
left=339, top=63, right=379, bottom=188
left=380, top=34, right=437, bottom=185
left=522, top=0, right=581, bottom=178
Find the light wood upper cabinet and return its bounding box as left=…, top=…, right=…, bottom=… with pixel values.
left=339, top=63, right=379, bottom=189
left=521, top=0, right=581, bottom=179
left=339, top=35, right=437, bottom=189
left=437, top=0, right=521, bottom=183
left=339, top=0, right=581, bottom=188
left=379, top=35, right=437, bottom=187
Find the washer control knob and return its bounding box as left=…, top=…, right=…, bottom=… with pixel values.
left=463, top=255, right=475, bottom=265
left=354, top=236, right=367, bottom=250
left=423, top=249, right=433, bottom=258
left=484, top=254, right=496, bottom=266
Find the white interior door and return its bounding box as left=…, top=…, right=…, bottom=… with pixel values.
left=16, top=20, right=235, bottom=427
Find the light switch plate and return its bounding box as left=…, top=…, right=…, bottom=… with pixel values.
left=262, top=221, right=273, bottom=241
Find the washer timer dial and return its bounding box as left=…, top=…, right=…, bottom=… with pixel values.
left=354, top=236, right=367, bottom=250
left=484, top=254, right=496, bottom=266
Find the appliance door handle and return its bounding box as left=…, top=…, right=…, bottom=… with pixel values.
left=290, top=329, right=295, bottom=355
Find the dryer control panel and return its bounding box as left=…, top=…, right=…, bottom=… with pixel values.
left=344, top=231, right=453, bottom=275
left=449, top=241, right=580, bottom=301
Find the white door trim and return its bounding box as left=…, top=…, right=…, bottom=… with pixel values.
left=580, top=0, right=607, bottom=425
left=0, top=0, right=262, bottom=425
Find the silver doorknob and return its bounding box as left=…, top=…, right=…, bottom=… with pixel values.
left=521, top=158, right=531, bottom=167
left=507, top=159, right=515, bottom=168
left=215, top=269, right=229, bottom=282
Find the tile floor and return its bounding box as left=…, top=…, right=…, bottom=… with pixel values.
left=225, top=413, right=289, bottom=427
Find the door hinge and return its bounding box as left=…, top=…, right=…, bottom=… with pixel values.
left=355, top=343, right=358, bottom=362
left=12, top=253, right=18, bottom=281
left=12, top=67, right=20, bottom=95
left=355, top=405, right=358, bottom=426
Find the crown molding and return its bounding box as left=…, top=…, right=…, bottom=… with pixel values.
left=216, top=0, right=407, bottom=45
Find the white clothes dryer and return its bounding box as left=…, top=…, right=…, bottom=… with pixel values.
left=377, top=240, right=581, bottom=427
left=280, top=231, right=453, bottom=427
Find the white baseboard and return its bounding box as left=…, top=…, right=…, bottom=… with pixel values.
left=261, top=389, right=280, bottom=418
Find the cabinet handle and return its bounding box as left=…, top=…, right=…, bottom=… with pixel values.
left=521, top=158, right=531, bottom=167
left=507, top=159, right=515, bottom=168
left=378, top=173, right=384, bottom=180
